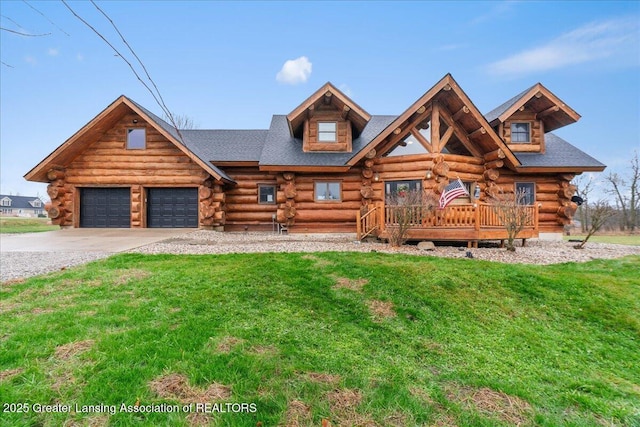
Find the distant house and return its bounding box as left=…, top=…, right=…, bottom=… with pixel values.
left=25, top=74, right=605, bottom=244
left=0, top=195, right=46, bottom=217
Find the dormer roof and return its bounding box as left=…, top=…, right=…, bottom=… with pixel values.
left=286, top=82, right=371, bottom=138
left=485, top=83, right=580, bottom=132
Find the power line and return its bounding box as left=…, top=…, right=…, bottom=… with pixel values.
left=89, top=0, right=184, bottom=143
left=60, top=0, right=184, bottom=142
left=22, top=0, right=70, bottom=36
left=0, top=27, right=50, bottom=37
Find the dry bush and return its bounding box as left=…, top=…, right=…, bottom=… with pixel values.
left=490, top=189, right=533, bottom=252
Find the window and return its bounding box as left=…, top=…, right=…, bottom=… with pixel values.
left=127, top=128, right=146, bottom=149
left=318, top=122, right=337, bottom=142
left=510, top=123, right=530, bottom=143
left=32, top=200, right=41, bottom=207
left=0, top=197, right=11, bottom=207
left=315, top=182, right=341, bottom=201
left=258, top=185, right=276, bottom=204
left=385, top=180, right=421, bottom=201
left=515, top=182, right=535, bottom=205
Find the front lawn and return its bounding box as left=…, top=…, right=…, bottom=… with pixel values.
left=1, top=253, right=639, bottom=426
left=564, top=234, right=640, bottom=246
left=0, top=217, right=58, bottom=234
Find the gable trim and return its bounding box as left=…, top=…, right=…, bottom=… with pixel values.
left=493, top=83, right=580, bottom=124
left=24, top=96, right=234, bottom=184
left=348, top=74, right=520, bottom=169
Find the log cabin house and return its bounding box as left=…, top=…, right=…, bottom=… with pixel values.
left=25, top=74, right=605, bottom=244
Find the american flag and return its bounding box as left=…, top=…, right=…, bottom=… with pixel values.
left=439, top=178, right=469, bottom=208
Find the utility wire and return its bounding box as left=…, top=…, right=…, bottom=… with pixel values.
left=89, top=0, right=184, bottom=143
left=22, top=0, right=70, bottom=36
left=0, top=27, right=50, bottom=36
left=61, top=0, right=184, bottom=143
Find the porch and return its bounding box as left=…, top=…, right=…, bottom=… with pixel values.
left=357, top=202, right=539, bottom=247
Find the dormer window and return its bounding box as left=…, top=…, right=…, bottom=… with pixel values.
left=0, top=197, right=11, bottom=207
left=318, top=122, right=337, bottom=142
left=510, top=123, right=530, bottom=143
left=32, top=200, right=41, bottom=207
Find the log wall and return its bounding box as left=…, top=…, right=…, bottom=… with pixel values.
left=223, top=167, right=278, bottom=231
left=62, top=113, right=208, bottom=227
left=503, top=111, right=544, bottom=153
left=372, top=153, right=575, bottom=233
left=303, top=106, right=352, bottom=152
left=286, top=170, right=363, bottom=233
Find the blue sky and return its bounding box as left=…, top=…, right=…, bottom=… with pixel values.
left=1, top=0, right=638, bottom=200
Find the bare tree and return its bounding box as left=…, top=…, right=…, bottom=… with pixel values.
left=490, top=189, right=534, bottom=252
left=164, top=114, right=198, bottom=130
left=605, top=151, right=639, bottom=232
left=572, top=175, right=595, bottom=233
left=574, top=200, right=616, bottom=249
left=385, top=190, right=437, bottom=247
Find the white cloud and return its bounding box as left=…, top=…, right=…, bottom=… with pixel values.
left=487, top=17, right=640, bottom=77
left=48, top=48, right=59, bottom=56
left=276, top=56, right=312, bottom=85
left=24, top=55, right=37, bottom=65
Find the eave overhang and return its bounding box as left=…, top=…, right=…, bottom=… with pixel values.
left=489, top=83, right=580, bottom=132
left=286, top=82, right=371, bottom=138
left=348, top=74, right=520, bottom=169
left=24, top=96, right=235, bottom=184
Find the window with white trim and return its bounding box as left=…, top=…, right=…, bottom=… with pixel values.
left=0, top=197, right=11, bottom=207
left=318, top=122, right=337, bottom=142
left=510, top=123, right=530, bottom=143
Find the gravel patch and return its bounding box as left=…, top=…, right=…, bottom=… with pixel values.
left=130, top=230, right=640, bottom=265
left=0, top=251, right=112, bottom=283
left=2, top=230, right=638, bottom=283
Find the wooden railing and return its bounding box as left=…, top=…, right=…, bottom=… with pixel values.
left=356, top=205, right=380, bottom=240
left=382, top=203, right=538, bottom=230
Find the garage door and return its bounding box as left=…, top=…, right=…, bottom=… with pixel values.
left=80, top=188, right=131, bottom=228
left=147, top=188, right=198, bottom=228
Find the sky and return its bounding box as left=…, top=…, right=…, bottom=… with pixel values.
left=1, top=0, right=639, bottom=201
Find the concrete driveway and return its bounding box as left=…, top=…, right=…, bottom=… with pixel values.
left=0, top=228, right=190, bottom=253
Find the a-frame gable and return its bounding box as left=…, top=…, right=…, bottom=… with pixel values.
left=24, top=96, right=234, bottom=184
left=286, top=82, right=371, bottom=138
left=486, top=83, right=580, bottom=132
left=349, top=74, right=520, bottom=169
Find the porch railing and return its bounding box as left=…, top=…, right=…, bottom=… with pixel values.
left=356, top=205, right=380, bottom=240
left=382, top=203, right=538, bottom=230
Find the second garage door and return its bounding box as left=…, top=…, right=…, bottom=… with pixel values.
left=147, top=188, right=198, bottom=228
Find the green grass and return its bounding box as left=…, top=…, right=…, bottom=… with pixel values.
left=564, top=234, right=640, bottom=246
left=0, top=217, right=58, bottom=234
left=1, top=253, right=639, bottom=426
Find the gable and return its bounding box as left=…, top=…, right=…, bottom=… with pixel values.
left=24, top=96, right=233, bottom=184
left=286, top=82, right=371, bottom=138
left=485, top=83, right=580, bottom=132
left=350, top=74, right=520, bottom=169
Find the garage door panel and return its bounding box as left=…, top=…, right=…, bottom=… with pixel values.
left=147, top=188, right=198, bottom=228
left=80, top=188, right=130, bottom=228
